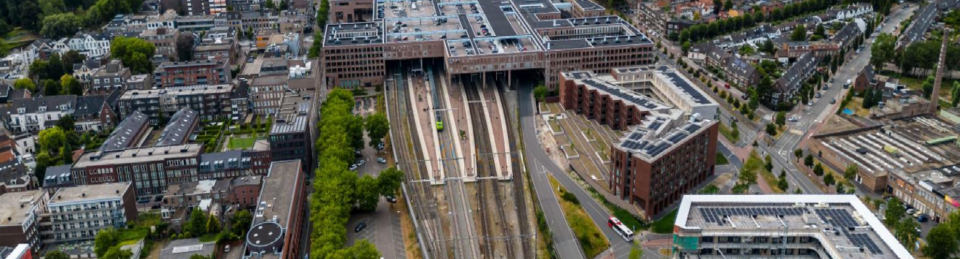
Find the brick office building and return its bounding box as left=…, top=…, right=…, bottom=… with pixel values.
left=153, top=60, right=231, bottom=88
left=0, top=190, right=48, bottom=255
left=242, top=160, right=305, bottom=259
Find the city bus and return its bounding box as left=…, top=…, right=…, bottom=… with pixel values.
left=608, top=216, right=634, bottom=241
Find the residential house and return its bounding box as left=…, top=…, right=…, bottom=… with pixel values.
left=67, top=33, right=112, bottom=58
left=0, top=96, right=76, bottom=134
left=90, top=60, right=132, bottom=94
left=141, top=28, right=181, bottom=58
left=773, top=53, right=819, bottom=105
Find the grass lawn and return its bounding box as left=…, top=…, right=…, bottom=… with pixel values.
left=718, top=122, right=740, bottom=143
left=699, top=185, right=720, bottom=194
left=842, top=98, right=872, bottom=117
left=589, top=140, right=608, bottom=160
left=4, top=28, right=39, bottom=49
left=198, top=233, right=219, bottom=242
left=228, top=136, right=257, bottom=150
left=549, top=176, right=609, bottom=258
left=651, top=209, right=677, bottom=234
left=563, top=145, right=579, bottom=157
left=548, top=118, right=563, bottom=133
left=715, top=153, right=729, bottom=165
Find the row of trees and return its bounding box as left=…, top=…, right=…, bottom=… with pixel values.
left=673, top=0, right=839, bottom=43
left=310, top=89, right=403, bottom=259
left=37, top=0, right=144, bottom=38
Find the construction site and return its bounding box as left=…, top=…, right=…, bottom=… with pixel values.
left=385, top=59, right=535, bottom=259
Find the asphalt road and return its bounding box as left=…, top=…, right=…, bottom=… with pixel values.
left=518, top=84, right=637, bottom=259
left=518, top=85, right=586, bottom=259
left=764, top=4, right=917, bottom=196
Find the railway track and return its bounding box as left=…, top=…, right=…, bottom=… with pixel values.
left=389, top=64, right=448, bottom=259
left=496, top=78, right=534, bottom=259
left=465, top=78, right=516, bottom=259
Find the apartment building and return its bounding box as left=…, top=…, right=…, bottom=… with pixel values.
left=90, top=60, right=133, bottom=94
left=329, top=0, right=373, bottom=23
left=99, top=111, right=150, bottom=152
left=153, top=60, right=231, bottom=88
left=0, top=190, right=48, bottom=255
left=773, top=53, right=819, bottom=105
left=249, top=75, right=287, bottom=115
left=117, top=84, right=236, bottom=125
left=70, top=144, right=203, bottom=197
left=673, top=195, right=912, bottom=259
left=559, top=67, right=719, bottom=220
left=67, top=33, right=111, bottom=58
left=194, top=38, right=238, bottom=63
left=127, top=74, right=154, bottom=90
left=0, top=96, right=76, bottom=134
left=242, top=160, right=305, bottom=259
left=777, top=41, right=840, bottom=59
left=43, top=183, right=138, bottom=244
left=141, top=28, right=181, bottom=58
left=268, top=92, right=313, bottom=170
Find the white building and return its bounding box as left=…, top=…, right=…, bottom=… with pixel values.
left=672, top=195, right=913, bottom=259
left=0, top=95, right=76, bottom=134
left=45, top=183, right=137, bottom=244
left=68, top=33, right=112, bottom=58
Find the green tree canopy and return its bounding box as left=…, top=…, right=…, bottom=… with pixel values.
left=40, top=13, right=81, bottom=38
left=110, top=37, right=156, bottom=74
left=924, top=224, right=957, bottom=259
left=102, top=246, right=132, bottom=259
left=38, top=127, right=69, bottom=154
left=13, top=78, right=36, bottom=93
left=870, top=33, right=896, bottom=71
left=790, top=24, right=807, bottom=41
left=377, top=167, right=403, bottom=197
left=94, top=228, right=120, bottom=257
left=46, top=250, right=70, bottom=259
left=884, top=198, right=905, bottom=227
left=355, top=174, right=380, bottom=212
left=60, top=74, right=83, bottom=95
left=364, top=113, right=389, bottom=148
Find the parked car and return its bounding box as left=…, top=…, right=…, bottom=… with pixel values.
left=917, top=214, right=929, bottom=222
left=830, top=98, right=836, bottom=104
left=225, top=245, right=231, bottom=253
left=357, top=159, right=366, bottom=166
left=354, top=222, right=367, bottom=233
left=386, top=196, right=397, bottom=203
left=377, top=157, right=387, bottom=164
left=815, top=92, right=821, bottom=98
left=906, top=208, right=917, bottom=215
left=349, top=164, right=358, bottom=171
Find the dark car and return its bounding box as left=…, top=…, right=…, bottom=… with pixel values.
left=386, top=196, right=397, bottom=203
left=354, top=222, right=367, bottom=233
left=917, top=214, right=929, bottom=222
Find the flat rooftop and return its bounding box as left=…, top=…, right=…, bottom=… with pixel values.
left=675, top=195, right=912, bottom=259
left=257, top=160, right=300, bottom=222
left=120, top=85, right=234, bottom=99
left=617, top=116, right=715, bottom=160
left=324, top=0, right=652, bottom=52
left=815, top=116, right=960, bottom=177
left=0, top=190, right=45, bottom=226
left=51, top=182, right=130, bottom=205
left=74, top=144, right=203, bottom=168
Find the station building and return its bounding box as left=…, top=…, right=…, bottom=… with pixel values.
left=321, top=0, right=655, bottom=88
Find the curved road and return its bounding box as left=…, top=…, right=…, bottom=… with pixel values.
left=518, top=84, right=635, bottom=259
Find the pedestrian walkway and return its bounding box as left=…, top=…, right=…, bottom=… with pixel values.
left=408, top=74, right=443, bottom=184
left=440, top=75, right=472, bottom=181
left=481, top=82, right=512, bottom=180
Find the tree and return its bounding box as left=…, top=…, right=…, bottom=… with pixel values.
left=922, top=75, right=935, bottom=100
left=712, top=0, right=722, bottom=15
left=884, top=198, right=905, bottom=227
left=61, top=50, right=85, bottom=74
left=790, top=24, right=807, bottom=41
left=924, top=224, right=957, bottom=258
left=190, top=255, right=213, bottom=259
left=894, top=217, right=919, bottom=249
left=327, top=240, right=380, bottom=259
left=279, top=0, right=287, bottom=10
left=186, top=208, right=208, bottom=237
left=40, top=13, right=81, bottom=38
left=231, top=210, right=253, bottom=236
left=110, top=37, right=156, bottom=74
left=355, top=174, right=380, bottom=212
left=265, top=0, right=275, bottom=9
left=60, top=74, right=82, bottom=95
left=176, top=33, right=196, bottom=61
left=953, top=82, right=960, bottom=107
left=377, top=167, right=403, bottom=197
left=777, top=175, right=789, bottom=191
left=764, top=155, right=773, bottom=171
left=823, top=173, right=835, bottom=186
left=794, top=149, right=803, bottom=161
left=681, top=41, right=691, bottom=55
left=775, top=111, right=786, bottom=127
left=56, top=114, right=75, bottom=132
left=844, top=164, right=858, bottom=180
left=94, top=228, right=120, bottom=257
left=38, top=127, right=68, bottom=154
left=102, top=246, right=133, bottom=259
left=46, top=251, right=70, bottom=259
left=46, top=53, right=64, bottom=80
left=814, top=23, right=826, bottom=39
left=533, top=84, right=548, bottom=102
left=870, top=33, right=896, bottom=71
left=804, top=154, right=813, bottom=167
left=364, top=113, right=389, bottom=148
left=765, top=123, right=777, bottom=135
left=29, top=60, right=50, bottom=81
left=813, top=163, right=824, bottom=176
left=13, top=78, right=36, bottom=93
left=206, top=215, right=221, bottom=234
left=723, top=0, right=732, bottom=10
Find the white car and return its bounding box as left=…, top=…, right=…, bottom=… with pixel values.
left=788, top=115, right=799, bottom=122
left=377, top=157, right=387, bottom=164
left=349, top=164, right=358, bottom=171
